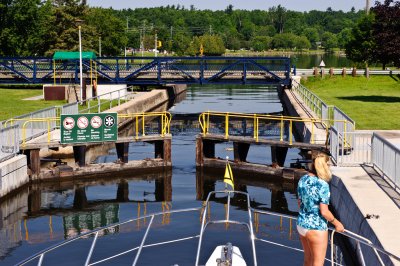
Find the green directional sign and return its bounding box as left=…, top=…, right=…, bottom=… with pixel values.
left=61, top=113, right=118, bottom=144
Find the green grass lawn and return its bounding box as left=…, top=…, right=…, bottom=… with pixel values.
left=0, top=88, right=65, bottom=121
left=301, top=76, right=400, bottom=129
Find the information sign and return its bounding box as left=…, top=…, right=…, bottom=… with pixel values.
left=61, top=113, right=117, bottom=144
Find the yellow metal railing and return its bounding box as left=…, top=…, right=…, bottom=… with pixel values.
left=198, top=111, right=354, bottom=145
left=17, top=112, right=172, bottom=147
left=118, top=112, right=172, bottom=139
left=21, top=117, right=59, bottom=147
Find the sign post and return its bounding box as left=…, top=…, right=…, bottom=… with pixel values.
left=61, top=113, right=118, bottom=144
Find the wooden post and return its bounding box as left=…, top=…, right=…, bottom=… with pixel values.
left=154, top=138, right=171, bottom=164
left=73, top=145, right=86, bottom=167
left=233, top=142, right=250, bottom=162
left=342, top=68, right=346, bottom=77
left=155, top=171, right=172, bottom=201
left=116, top=142, right=129, bottom=163
left=73, top=187, right=88, bottom=209
left=329, top=68, right=334, bottom=77
left=196, top=136, right=204, bottom=166
left=352, top=67, right=357, bottom=77
left=203, top=139, right=215, bottom=159
left=313, top=67, right=318, bottom=77
left=365, top=67, right=370, bottom=78
left=116, top=180, right=129, bottom=202
left=271, top=146, right=288, bottom=167
left=28, top=149, right=41, bottom=177
left=28, top=189, right=41, bottom=213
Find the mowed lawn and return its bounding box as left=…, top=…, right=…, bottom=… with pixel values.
left=0, top=88, right=65, bottom=121
left=301, top=76, right=400, bottom=130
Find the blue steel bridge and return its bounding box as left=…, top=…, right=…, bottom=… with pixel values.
left=0, top=56, right=291, bottom=86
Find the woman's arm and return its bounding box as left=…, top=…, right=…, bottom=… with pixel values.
left=320, top=203, right=345, bottom=232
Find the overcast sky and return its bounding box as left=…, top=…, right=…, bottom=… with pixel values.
left=87, top=0, right=373, bottom=12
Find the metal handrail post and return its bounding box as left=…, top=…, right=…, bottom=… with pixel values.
left=38, top=253, right=44, bottom=266
left=84, top=231, right=99, bottom=266
left=195, top=192, right=213, bottom=266
left=246, top=193, right=258, bottom=266
left=132, top=215, right=155, bottom=266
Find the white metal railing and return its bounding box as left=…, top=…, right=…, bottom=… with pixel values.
left=79, top=86, right=134, bottom=114
left=294, top=68, right=400, bottom=76
left=332, top=106, right=355, bottom=134
left=291, top=79, right=326, bottom=119
left=0, top=125, right=19, bottom=163
left=3, top=107, right=57, bottom=143
left=372, top=133, right=400, bottom=192
left=330, top=127, right=372, bottom=166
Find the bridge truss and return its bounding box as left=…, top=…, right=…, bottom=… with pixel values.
left=0, top=56, right=291, bottom=86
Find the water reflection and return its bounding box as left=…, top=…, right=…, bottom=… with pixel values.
left=196, top=167, right=297, bottom=216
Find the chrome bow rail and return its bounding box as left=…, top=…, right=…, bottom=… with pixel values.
left=17, top=191, right=400, bottom=266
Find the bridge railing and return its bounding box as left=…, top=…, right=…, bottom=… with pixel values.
left=0, top=125, right=19, bottom=163
left=371, top=133, right=400, bottom=192
left=198, top=111, right=329, bottom=145
left=0, top=56, right=291, bottom=85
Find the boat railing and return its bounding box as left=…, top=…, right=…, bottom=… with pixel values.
left=195, top=190, right=258, bottom=266
left=254, top=209, right=400, bottom=266
left=16, top=191, right=400, bottom=266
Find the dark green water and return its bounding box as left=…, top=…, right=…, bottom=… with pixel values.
left=289, top=53, right=353, bottom=68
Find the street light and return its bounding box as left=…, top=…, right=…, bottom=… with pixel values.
left=76, top=19, right=84, bottom=103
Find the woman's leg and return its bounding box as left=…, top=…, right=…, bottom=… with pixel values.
left=299, top=234, right=312, bottom=266
left=306, top=230, right=328, bottom=266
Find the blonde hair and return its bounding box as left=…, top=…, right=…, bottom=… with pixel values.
left=312, top=152, right=332, bottom=182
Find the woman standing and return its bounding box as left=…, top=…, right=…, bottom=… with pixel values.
left=297, top=152, right=345, bottom=266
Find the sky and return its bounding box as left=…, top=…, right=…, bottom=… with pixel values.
left=87, top=0, right=373, bottom=12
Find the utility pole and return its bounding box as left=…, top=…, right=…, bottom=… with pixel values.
left=209, top=25, right=212, bottom=35
left=366, top=0, right=370, bottom=14
left=154, top=33, right=158, bottom=57
left=99, top=36, right=102, bottom=70
left=125, top=17, right=129, bottom=60
left=170, top=26, right=173, bottom=41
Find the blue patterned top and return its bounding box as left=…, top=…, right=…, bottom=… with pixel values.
left=297, top=174, right=330, bottom=231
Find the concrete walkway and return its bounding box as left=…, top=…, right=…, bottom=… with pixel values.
left=286, top=79, right=400, bottom=264
left=332, top=166, right=400, bottom=265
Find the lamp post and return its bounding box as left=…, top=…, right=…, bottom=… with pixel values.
left=76, top=19, right=84, bottom=103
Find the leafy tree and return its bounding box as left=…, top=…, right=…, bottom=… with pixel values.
left=302, top=27, right=320, bottom=48
left=86, top=8, right=127, bottom=56
left=371, top=0, right=400, bottom=68
left=321, top=32, right=337, bottom=52
left=272, top=33, right=297, bottom=49
left=345, top=14, right=375, bottom=67
left=256, top=25, right=276, bottom=37
left=295, top=36, right=311, bottom=50
left=337, top=28, right=353, bottom=49
left=48, top=0, right=97, bottom=54
left=0, top=0, right=44, bottom=56
left=251, top=36, right=272, bottom=51
left=269, top=5, right=286, bottom=34
left=186, top=35, right=225, bottom=56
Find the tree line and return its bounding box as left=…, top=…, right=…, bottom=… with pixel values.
left=0, top=0, right=399, bottom=68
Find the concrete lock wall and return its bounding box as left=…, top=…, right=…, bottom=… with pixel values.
left=280, top=84, right=327, bottom=144
left=0, top=155, right=29, bottom=198
left=330, top=175, right=393, bottom=266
